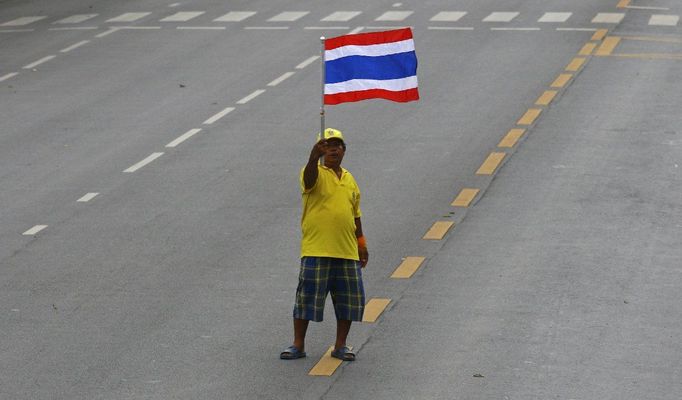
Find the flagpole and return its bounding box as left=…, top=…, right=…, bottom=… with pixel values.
left=320, top=36, right=326, bottom=137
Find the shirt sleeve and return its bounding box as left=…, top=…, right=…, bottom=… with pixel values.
left=353, top=180, right=362, bottom=218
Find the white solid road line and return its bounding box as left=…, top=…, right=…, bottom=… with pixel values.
left=203, top=107, right=235, bottom=124
left=60, top=40, right=90, bottom=53
left=236, top=89, right=266, bottom=104
left=1, top=16, right=46, bottom=26
left=166, top=128, right=202, bottom=148
left=124, top=152, right=164, bottom=173
left=49, top=27, right=98, bottom=31
left=177, top=26, right=226, bottom=30
left=268, top=72, right=295, bottom=87
left=348, top=27, right=365, bottom=34
left=305, top=26, right=350, bottom=30
left=0, top=72, right=19, bottom=82
left=23, top=55, right=56, bottom=69
left=244, top=26, right=289, bottom=30
left=491, top=27, right=541, bottom=31
left=77, top=193, right=99, bottom=202
left=296, top=56, right=319, bottom=69
left=428, top=26, right=474, bottom=30
left=556, top=27, right=597, bottom=31
left=23, top=225, right=48, bottom=236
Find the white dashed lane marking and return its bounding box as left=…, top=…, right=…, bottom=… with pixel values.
left=592, top=13, right=625, bottom=23
left=430, top=12, right=467, bottom=22
left=166, top=128, right=202, bottom=148
left=123, top=152, right=164, bottom=173
left=538, top=12, right=572, bottom=23
left=236, top=89, right=266, bottom=104
left=60, top=40, right=89, bottom=53
left=483, top=12, right=519, bottom=22
left=649, top=15, right=679, bottom=26
left=268, top=12, right=310, bottom=22
left=0, top=72, right=19, bottom=82
left=1, top=16, right=46, bottom=26
left=296, top=56, right=319, bottom=69
left=54, top=14, right=98, bottom=24
left=23, top=225, right=48, bottom=236
left=106, top=13, right=151, bottom=23
left=160, top=12, right=205, bottom=22
left=267, top=72, right=295, bottom=87
left=23, top=55, right=55, bottom=69
left=203, top=107, right=235, bottom=125
left=322, top=11, right=362, bottom=22
left=77, top=193, right=99, bottom=202
left=213, top=11, right=256, bottom=22
left=375, top=11, right=413, bottom=21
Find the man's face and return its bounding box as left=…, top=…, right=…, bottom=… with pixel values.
left=323, top=138, right=345, bottom=167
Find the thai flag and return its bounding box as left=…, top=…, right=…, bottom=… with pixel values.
left=324, top=28, right=419, bottom=105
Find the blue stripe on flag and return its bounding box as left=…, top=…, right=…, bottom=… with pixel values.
left=325, top=51, right=417, bottom=84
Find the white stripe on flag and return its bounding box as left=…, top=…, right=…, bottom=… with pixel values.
left=324, top=76, right=418, bottom=95
left=325, top=38, right=414, bottom=61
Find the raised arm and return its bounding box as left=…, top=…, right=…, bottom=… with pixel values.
left=303, top=140, right=327, bottom=190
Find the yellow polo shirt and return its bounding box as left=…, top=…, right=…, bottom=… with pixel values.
left=300, top=165, right=362, bottom=260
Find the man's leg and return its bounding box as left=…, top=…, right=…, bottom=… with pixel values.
left=293, top=318, right=310, bottom=351
left=334, top=319, right=352, bottom=350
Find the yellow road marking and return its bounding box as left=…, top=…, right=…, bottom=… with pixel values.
left=476, top=152, right=505, bottom=175
left=535, top=90, right=557, bottom=106
left=617, top=0, right=630, bottom=8
left=391, top=256, right=426, bottom=278
left=423, top=221, right=454, bottom=240
left=362, top=298, right=391, bottom=322
left=565, top=57, right=586, bottom=71
left=551, top=73, right=572, bottom=88
left=517, top=108, right=542, bottom=125
left=309, top=346, right=353, bottom=376
left=498, top=128, right=526, bottom=148
left=579, top=43, right=597, bottom=56
left=592, top=29, right=608, bottom=41
left=595, top=36, right=621, bottom=56
left=451, top=188, right=480, bottom=207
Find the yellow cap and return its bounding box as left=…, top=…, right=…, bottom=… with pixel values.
left=317, top=128, right=344, bottom=143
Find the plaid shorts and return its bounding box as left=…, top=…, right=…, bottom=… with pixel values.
left=293, top=257, right=365, bottom=322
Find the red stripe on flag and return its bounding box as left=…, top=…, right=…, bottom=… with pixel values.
left=324, top=28, right=413, bottom=51
left=324, top=88, right=420, bottom=105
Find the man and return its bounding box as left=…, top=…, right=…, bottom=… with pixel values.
left=280, top=128, right=369, bottom=362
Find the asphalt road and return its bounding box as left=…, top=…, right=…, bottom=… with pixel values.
left=1, top=0, right=681, bottom=399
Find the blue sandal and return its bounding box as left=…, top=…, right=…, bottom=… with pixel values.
left=331, top=346, right=355, bottom=361
left=280, top=345, right=306, bottom=360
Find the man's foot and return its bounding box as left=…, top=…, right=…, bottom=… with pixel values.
left=331, top=346, right=355, bottom=361
left=280, top=345, right=306, bottom=360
